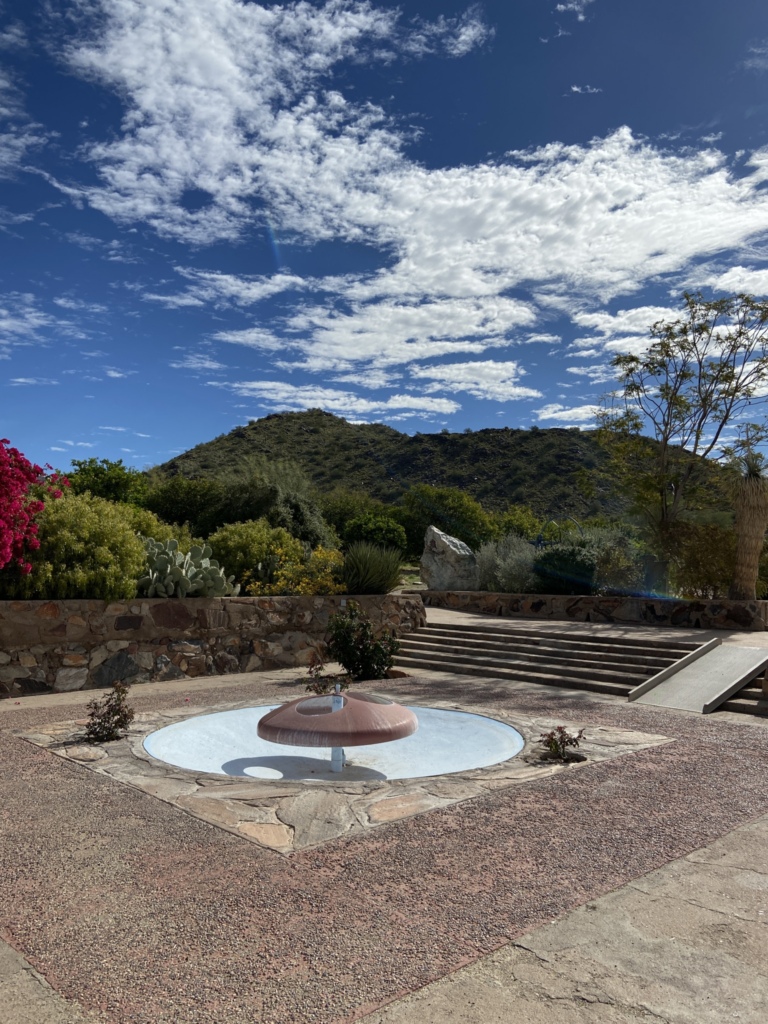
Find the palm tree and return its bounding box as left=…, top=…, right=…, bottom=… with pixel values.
left=729, top=453, right=768, bottom=601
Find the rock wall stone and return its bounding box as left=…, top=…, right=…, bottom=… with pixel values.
left=0, top=595, right=426, bottom=699
left=413, top=590, right=768, bottom=632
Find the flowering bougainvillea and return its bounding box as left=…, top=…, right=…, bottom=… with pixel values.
left=0, top=439, right=66, bottom=574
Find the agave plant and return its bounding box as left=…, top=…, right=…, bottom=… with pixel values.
left=342, top=542, right=403, bottom=594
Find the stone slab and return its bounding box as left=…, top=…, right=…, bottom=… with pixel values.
left=0, top=936, right=95, bottom=1024
left=361, top=813, right=768, bottom=1024
left=635, top=645, right=768, bottom=713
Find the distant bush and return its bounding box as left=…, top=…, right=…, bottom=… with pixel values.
left=398, top=484, right=495, bottom=557
left=343, top=513, right=407, bottom=552
left=318, top=488, right=393, bottom=537
left=477, top=534, right=536, bottom=592
left=533, top=540, right=599, bottom=595
left=668, top=521, right=736, bottom=599
left=0, top=491, right=145, bottom=600
left=247, top=546, right=344, bottom=596
left=343, top=542, right=403, bottom=595
left=476, top=526, right=643, bottom=596
left=68, top=457, right=148, bottom=505
left=119, top=504, right=198, bottom=552
left=208, top=519, right=304, bottom=587
left=489, top=504, right=541, bottom=541
left=532, top=528, right=644, bottom=596
left=144, top=472, right=337, bottom=548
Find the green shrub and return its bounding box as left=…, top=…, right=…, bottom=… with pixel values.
left=588, top=526, right=645, bottom=595
left=343, top=513, right=407, bottom=552
left=477, top=533, right=536, bottom=592
left=252, top=546, right=345, bottom=596
left=489, top=504, right=542, bottom=541
left=119, top=504, right=197, bottom=552
left=68, top=457, right=148, bottom=505
left=668, top=521, right=736, bottom=598
left=84, top=681, right=135, bottom=743
left=532, top=539, right=599, bottom=595
left=0, top=491, right=145, bottom=600
left=397, top=484, right=495, bottom=558
left=208, top=519, right=304, bottom=586
left=318, top=488, right=392, bottom=537
left=326, top=601, right=399, bottom=680
left=342, top=542, right=403, bottom=594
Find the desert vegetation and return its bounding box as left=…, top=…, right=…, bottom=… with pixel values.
left=3, top=293, right=768, bottom=603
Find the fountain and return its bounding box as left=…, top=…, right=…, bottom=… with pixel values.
left=143, top=689, right=524, bottom=781
left=257, top=685, right=418, bottom=771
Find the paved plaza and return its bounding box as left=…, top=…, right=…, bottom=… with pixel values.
left=1, top=612, right=767, bottom=1023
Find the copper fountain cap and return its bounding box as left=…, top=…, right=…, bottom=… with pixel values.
left=257, top=691, right=418, bottom=748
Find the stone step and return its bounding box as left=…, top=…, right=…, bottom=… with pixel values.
left=394, top=654, right=632, bottom=697
left=400, top=635, right=677, bottom=672
left=719, top=695, right=768, bottom=715
left=397, top=647, right=643, bottom=688
left=422, top=620, right=700, bottom=655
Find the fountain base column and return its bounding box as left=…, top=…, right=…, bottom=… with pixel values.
left=331, top=746, right=345, bottom=772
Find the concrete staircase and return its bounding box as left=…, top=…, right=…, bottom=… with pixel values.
left=395, top=621, right=703, bottom=698
left=720, top=673, right=768, bottom=716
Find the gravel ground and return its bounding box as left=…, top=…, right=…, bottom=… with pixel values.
left=1, top=672, right=767, bottom=1024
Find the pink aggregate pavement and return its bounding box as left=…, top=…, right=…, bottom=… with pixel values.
left=0, top=642, right=767, bottom=1023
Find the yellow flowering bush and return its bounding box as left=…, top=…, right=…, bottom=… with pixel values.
left=246, top=546, right=344, bottom=596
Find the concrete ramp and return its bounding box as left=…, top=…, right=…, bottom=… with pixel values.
left=630, top=645, right=768, bottom=713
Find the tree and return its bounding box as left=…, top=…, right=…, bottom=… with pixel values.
left=0, top=439, right=65, bottom=573
left=729, top=454, right=768, bottom=600
left=397, top=484, right=495, bottom=557
left=598, top=292, right=768, bottom=582
left=68, top=457, right=148, bottom=505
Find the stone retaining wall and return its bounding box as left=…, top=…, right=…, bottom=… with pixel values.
left=0, top=595, right=426, bottom=698
left=414, top=591, right=768, bottom=631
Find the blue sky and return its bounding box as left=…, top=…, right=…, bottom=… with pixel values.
left=2, top=0, right=768, bottom=470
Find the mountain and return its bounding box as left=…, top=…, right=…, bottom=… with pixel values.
left=156, top=410, right=620, bottom=518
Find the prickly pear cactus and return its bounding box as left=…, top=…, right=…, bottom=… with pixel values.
left=136, top=536, right=240, bottom=598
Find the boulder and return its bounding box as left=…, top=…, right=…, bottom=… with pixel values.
left=420, top=526, right=479, bottom=591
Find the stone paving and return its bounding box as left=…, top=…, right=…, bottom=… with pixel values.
left=18, top=694, right=669, bottom=853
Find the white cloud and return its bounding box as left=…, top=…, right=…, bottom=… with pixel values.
left=169, top=353, right=227, bottom=371
left=210, top=379, right=460, bottom=416
left=63, top=0, right=488, bottom=244
left=408, top=360, right=542, bottom=401
left=536, top=402, right=599, bottom=422
left=276, top=296, right=536, bottom=371
left=333, top=369, right=402, bottom=389
left=99, top=425, right=127, bottom=431
left=0, top=293, right=60, bottom=355
left=145, top=268, right=306, bottom=308
left=9, top=377, right=59, bottom=385
left=45, top=0, right=768, bottom=416
left=569, top=85, right=601, bottom=95
left=555, top=1, right=596, bottom=21
left=699, top=265, right=768, bottom=296
left=214, top=326, right=286, bottom=351
left=565, top=363, right=615, bottom=383
left=103, top=367, right=137, bottom=378
left=53, top=297, right=108, bottom=313
left=744, top=40, right=768, bottom=73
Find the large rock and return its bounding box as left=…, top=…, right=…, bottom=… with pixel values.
left=420, top=526, right=479, bottom=591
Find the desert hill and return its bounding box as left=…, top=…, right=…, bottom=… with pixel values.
left=157, top=410, right=619, bottom=518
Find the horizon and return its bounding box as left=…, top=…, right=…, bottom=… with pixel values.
left=2, top=0, right=768, bottom=470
